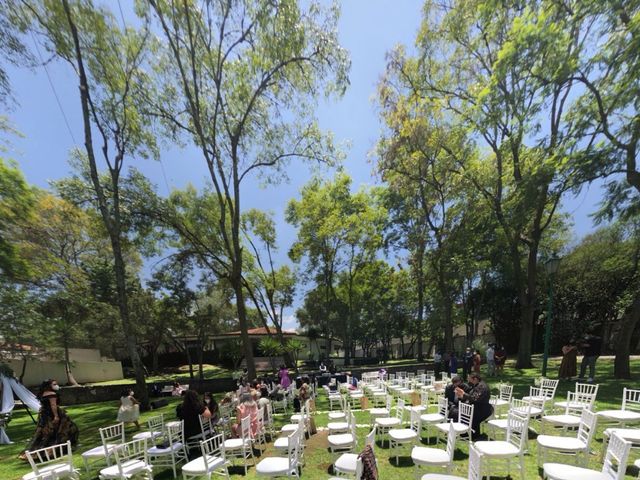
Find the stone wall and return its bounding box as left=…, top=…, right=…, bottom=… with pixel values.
left=8, top=359, right=123, bottom=387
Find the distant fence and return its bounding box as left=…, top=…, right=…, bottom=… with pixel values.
left=7, top=359, right=123, bottom=387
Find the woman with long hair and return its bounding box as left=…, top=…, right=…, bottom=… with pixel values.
left=20, top=379, right=79, bottom=459
left=177, top=389, right=212, bottom=440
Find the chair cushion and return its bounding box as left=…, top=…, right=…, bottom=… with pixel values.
left=542, top=415, right=580, bottom=426
left=597, top=410, right=640, bottom=422
left=328, top=433, right=355, bottom=447
left=513, top=406, right=543, bottom=416
left=327, top=422, right=349, bottom=431
left=369, top=408, right=389, bottom=416
left=494, top=399, right=510, bottom=407
left=635, top=458, right=640, bottom=468
left=603, top=427, right=640, bottom=442
left=375, top=417, right=401, bottom=427
left=334, top=453, right=358, bottom=473
left=132, top=430, right=162, bottom=441
left=420, top=413, right=445, bottom=423
left=255, top=457, right=292, bottom=475
left=435, top=422, right=469, bottom=434
left=537, top=435, right=586, bottom=451
left=99, top=459, right=151, bottom=478
left=81, top=444, right=118, bottom=458
left=411, top=446, right=450, bottom=464
left=554, top=401, right=587, bottom=410
left=388, top=428, right=419, bottom=441
left=474, top=440, right=520, bottom=457
left=273, top=436, right=290, bottom=449
left=182, top=455, right=226, bottom=474
left=22, top=463, right=74, bottom=480
left=223, top=438, right=251, bottom=449
left=280, top=424, right=299, bottom=433
left=543, top=463, right=609, bottom=480
left=487, top=419, right=508, bottom=430
left=328, top=412, right=346, bottom=420
left=420, top=475, right=466, bottom=480
left=148, top=441, right=184, bottom=455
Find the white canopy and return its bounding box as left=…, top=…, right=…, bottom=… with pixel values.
left=0, top=374, right=41, bottom=444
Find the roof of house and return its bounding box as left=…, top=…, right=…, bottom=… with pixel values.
left=226, top=327, right=299, bottom=336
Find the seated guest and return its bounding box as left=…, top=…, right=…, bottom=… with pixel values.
left=319, top=361, right=327, bottom=373
left=445, top=375, right=465, bottom=404
left=258, top=386, right=271, bottom=418
left=454, top=372, right=493, bottom=440
left=177, top=390, right=212, bottom=446
left=204, top=392, right=219, bottom=425
left=232, top=393, right=259, bottom=438
left=171, top=381, right=185, bottom=396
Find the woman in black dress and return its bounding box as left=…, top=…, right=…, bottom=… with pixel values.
left=21, top=379, right=79, bottom=458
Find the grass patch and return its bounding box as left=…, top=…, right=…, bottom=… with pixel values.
left=2, top=357, right=639, bottom=479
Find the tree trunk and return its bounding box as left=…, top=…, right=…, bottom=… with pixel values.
left=443, top=300, right=454, bottom=353
left=231, top=273, right=256, bottom=380
left=515, top=243, right=538, bottom=369
left=63, top=340, right=79, bottom=386
left=416, top=262, right=425, bottom=361
left=19, top=355, right=28, bottom=384
left=614, top=293, right=640, bottom=378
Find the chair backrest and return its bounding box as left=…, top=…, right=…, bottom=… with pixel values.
left=287, top=427, right=302, bottom=470
left=539, top=378, right=559, bottom=399
left=385, top=395, right=393, bottom=412
left=349, top=413, right=357, bottom=438
left=240, top=414, right=251, bottom=441
left=146, top=414, right=164, bottom=432
left=528, top=387, right=548, bottom=411
left=420, top=389, right=429, bottom=406
left=510, top=397, right=532, bottom=416
left=499, top=384, right=513, bottom=402
left=566, top=391, right=596, bottom=414
left=199, top=413, right=212, bottom=436
left=445, top=421, right=457, bottom=461
left=395, top=398, right=405, bottom=420
left=602, top=433, right=632, bottom=480
left=266, top=401, right=274, bottom=424
left=437, top=396, right=449, bottom=417
left=353, top=457, right=364, bottom=480
left=458, top=402, right=474, bottom=427
left=99, top=422, right=125, bottom=457
left=622, top=388, right=640, bottom=413
left=575, top=382, right=599, bottom=397
left=441, top=372, right=449, bottom=381
left=505, top=411, right=529, bottom=452
left=577, top=409, right=598, bottom=446
left=26, top=441, right=73, bottom=476
left=410, top=409, right=421, bottom=432
left=467, top=444, right=482, bottom=480
left=112, top=438, right=149, bottom=474
left=201, top=433, right=225, bottom=471
left=166, top=420, right=185, bottom=445
left=365, top=427, right=376, bottom=451
left=256, top=406, right=265, bottom=429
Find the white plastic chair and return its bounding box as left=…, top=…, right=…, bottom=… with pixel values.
left=283, top=403, right=307, bottom=435
left=328, top=396, right=348, bottom=421
left=389, top=408, right=421, bottom=465
left=182, top=432, right=230, bottom=480
left=274, top=416, right=304, bottom=455
left=333, top=427, right=375, bottom=476
left=147, top=420, right=188, bottom=478
left=487, top=397, right=532, bottom=441
left=375, top=397, right=404, bottom=447
left=598, top=388, right=640, bottom=427
left=98, top=438, right=153, bottom=480
left=554, top=383, right=599, bottom=413
left=412, top=421, right=456, bottom=476
left=537, top=408, right=598, bottom=467
left=474, top=410, right=529, bottom=480
left=82, top=422, right=125, bottom=472
left=493, top=384, right=514, bottom=417
left=543, top=390, right=596, bottom=433
left=133, top=414, right=165, bottom=442
left=328, top=413, right=357, bottom=454
left=420, top=396, right=448, bottom=441
left=328, top=401, right=350, bottom=435
left=435, top=402, right=474, bottom=444
left=329, top=457, right=363, bottom=480
left=420, top=442, right=482, bottom=480
left=256, top=428, right=301, bottom=478
left=223, top=415, right=255, bottom=474
left=543, top=432, right=631, bottom=480
left=524, top=378, right=559, bottom=404
left=23, top=441, right=79, bottom=480
left=369, top=395, right=392, bottom=423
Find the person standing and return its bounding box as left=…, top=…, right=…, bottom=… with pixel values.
left=278, top=365, right=291, bottom=389
left=21, top=379, right=79, bottom=459
left=117, top=388, right=140, bottom=429
left=473, top=350, right=482, bottom=374
left=434, top=350, right=442, bottom=378
left=177, top=390, right=212, bottom=443
left=558, top=339, right=578, bottom=380
left=463, top=347, right=474, bottom=380
left=494, top=345, right=507, bottom=376
left=448, top=352, right=458, bottom=375
left=579, top=333, right=602, bottom=383
left=485, top=344, right=495, bottom=377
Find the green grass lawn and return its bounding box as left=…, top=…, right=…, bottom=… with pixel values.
left=2, top=356, right=638, bottom=479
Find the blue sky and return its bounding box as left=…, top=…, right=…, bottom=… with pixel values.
left=3, top=1, right=604, bottom=330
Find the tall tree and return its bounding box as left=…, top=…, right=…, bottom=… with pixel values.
left=24, top=0, right=157, bottom=405
left=142, top=0, right=349, bottom=380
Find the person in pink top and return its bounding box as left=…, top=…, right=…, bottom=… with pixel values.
left=232, top=393, right=259, bottom=438
left=278, top=364, right=291, bottom=389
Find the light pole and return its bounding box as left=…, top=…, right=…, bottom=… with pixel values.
left=542, top=254, right=561, bottom=377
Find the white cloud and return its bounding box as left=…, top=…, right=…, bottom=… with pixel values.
left=282, top=315, right=299, bottom=331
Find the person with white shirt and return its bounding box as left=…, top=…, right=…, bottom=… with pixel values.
left=485, top=344, right=495, bottom=377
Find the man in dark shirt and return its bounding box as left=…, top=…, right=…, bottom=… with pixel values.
left=455, top=372, right=494, bottom=440
left=579, top=333, right=602, bottom=383
left=445, top=375, right=468, bottom=420
left=462, top=347, right=474, bottom=380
